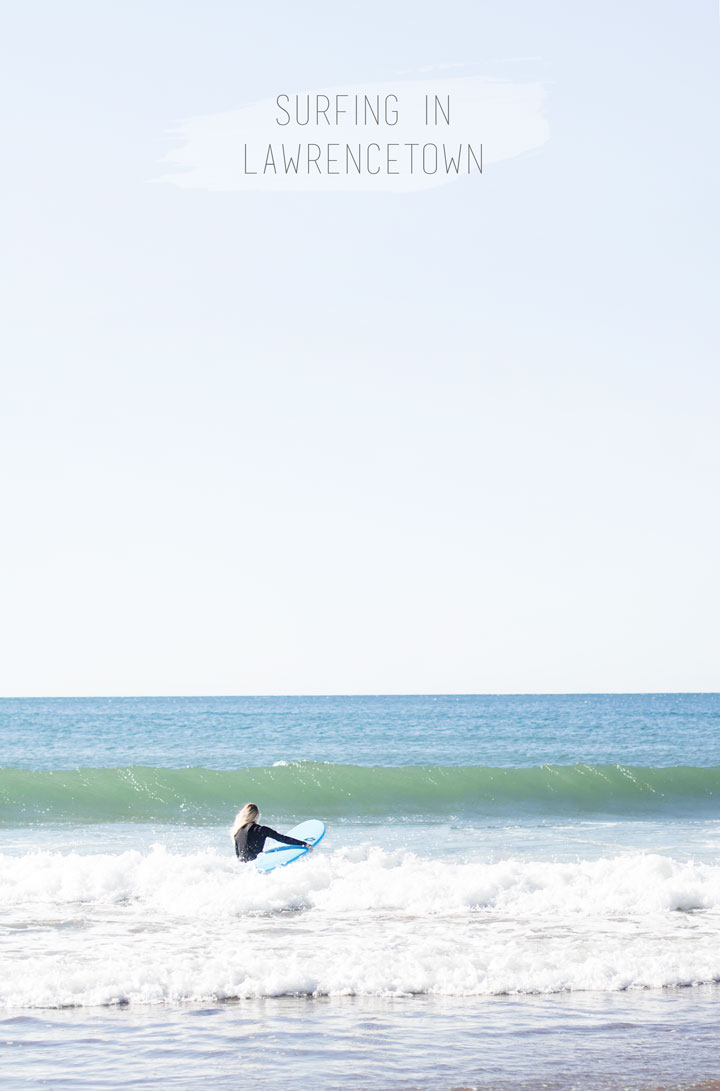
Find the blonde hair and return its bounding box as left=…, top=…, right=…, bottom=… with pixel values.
left=231, top=802, right=259, bottom=839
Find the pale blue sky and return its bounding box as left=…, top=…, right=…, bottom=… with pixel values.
left=1, top=1, right=718, bottom=695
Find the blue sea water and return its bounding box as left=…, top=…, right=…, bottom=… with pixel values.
left=1, top=693, right=720, bottom=1090
left=3, top=692, right=719, bottom=769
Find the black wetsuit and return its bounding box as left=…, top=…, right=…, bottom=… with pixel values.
left=234, top=822, right=308, bottom=862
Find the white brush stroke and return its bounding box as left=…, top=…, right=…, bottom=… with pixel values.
left=156, top=76, right=549, bottom=193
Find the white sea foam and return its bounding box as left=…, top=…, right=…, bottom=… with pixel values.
left=2, top=846, right=720, bottom=1007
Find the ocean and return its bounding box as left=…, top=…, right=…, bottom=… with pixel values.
left=2, top=693, right=720, bottom=1090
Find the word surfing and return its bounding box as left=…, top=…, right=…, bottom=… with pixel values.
left=242, top=93, right=483, bottom=178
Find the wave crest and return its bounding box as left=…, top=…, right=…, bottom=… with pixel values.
left=1, top=762, right=720, bottom=825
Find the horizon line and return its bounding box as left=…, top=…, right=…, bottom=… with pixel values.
left=1, top=691, right=718, bottom=700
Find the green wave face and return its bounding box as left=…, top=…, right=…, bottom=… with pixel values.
left=2, top=763, right=720, bottom=826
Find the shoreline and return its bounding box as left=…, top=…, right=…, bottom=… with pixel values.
left=4, top=988, right=720, bottom=1090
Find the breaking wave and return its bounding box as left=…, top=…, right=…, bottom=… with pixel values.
left=2, top=845, right=720, bottom=1007
left=2, top=762, right=720, bottom=825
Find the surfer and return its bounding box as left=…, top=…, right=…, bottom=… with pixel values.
left=231, top=803, right=314, bottom=862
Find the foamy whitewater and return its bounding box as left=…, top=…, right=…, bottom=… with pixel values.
left=4, top=845, right=720, bottom=1009
left=2, top=694, right=720, bottom=1090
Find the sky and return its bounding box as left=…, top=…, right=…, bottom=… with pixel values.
left=1, top=0, right=718, bottom=696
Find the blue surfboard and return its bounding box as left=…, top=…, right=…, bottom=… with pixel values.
left=255, top=819, right=325, bottom=874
